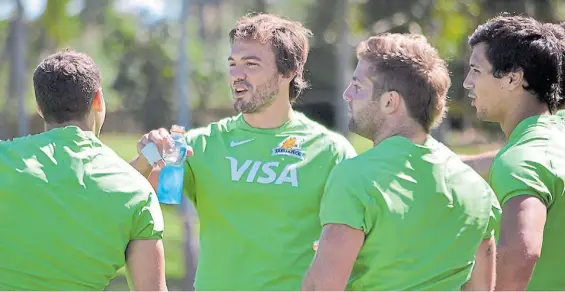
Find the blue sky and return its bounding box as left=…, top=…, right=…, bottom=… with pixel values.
left=0, top=0, right=167, bottom=20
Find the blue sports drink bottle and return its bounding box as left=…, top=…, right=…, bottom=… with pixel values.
left=156, top=125, right=188, bottom=204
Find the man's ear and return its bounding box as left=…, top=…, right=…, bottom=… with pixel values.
left=380, top=91, right=402, bottom=114
left=282, top=70, right=297, bottom=83
left=507, top=70, right=525, bottom=91
left=92, top=88, right=104, bottom=113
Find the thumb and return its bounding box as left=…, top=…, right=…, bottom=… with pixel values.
left=185, top=146, right=194, bottom=158
left=156, top=160, right=166, bottom=169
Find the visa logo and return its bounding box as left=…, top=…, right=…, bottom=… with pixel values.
left=225, top=156, right=298, bottom=187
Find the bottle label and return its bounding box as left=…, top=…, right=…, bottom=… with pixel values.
left=178, top=145, right=188, bottom=162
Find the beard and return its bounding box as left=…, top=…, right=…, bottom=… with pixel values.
left=475, top=107, right=490, bottom=121
left=233, top=74, right=280, bottom=114
left=349, top=104, right=384, bottom=142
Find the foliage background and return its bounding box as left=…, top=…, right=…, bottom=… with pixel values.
left=0, top=0, right=562, bottom=290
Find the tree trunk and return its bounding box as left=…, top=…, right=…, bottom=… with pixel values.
left=14, top=0, right=27, bottom=137
left=176, top=1, right=198, bottom=290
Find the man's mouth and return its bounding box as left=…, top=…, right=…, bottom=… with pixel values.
left=469, top=94, right=476, bottom=106
left=233, top=84, right=249, bottom=97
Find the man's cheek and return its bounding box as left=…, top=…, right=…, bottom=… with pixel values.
left=351, top=90, right=371, bottom=100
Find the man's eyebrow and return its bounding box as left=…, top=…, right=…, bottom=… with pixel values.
left=227, top=56, right=262, bottom=61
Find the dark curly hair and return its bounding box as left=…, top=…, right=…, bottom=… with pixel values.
left=546, top=22, right=565, bottom=109
left=469, top=14, right=563, bottom=112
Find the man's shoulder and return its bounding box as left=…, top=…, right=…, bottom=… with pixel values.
left=0, top=132, right=63, bottom=167
left=499, top=115, right=565, bottom=172
left=184, top=114, right=240, bottom=143
left=84, top=141, right=156, bottom=196
left=493, top=139, right=550, bottom=174
left=329, top=150, right=382, bottom=179
left=326, top=155, right=362, bottom=185
left=445, top=154, right=492, bottom=192
left=510, top=114, right=563, bottom=144
left=0, top=132, right=43, bottom=149
left=294, top=112, right=357, bottom=157
left=2, top=132, right=154, bottom=200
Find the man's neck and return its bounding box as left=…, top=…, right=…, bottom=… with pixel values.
left=373, top=119, right=428, bottom=146
left=243, top=94, right=294, bottom=129
left=500, top=99, right=550, bottom=138
left=45, top=120, right=93, bottom=133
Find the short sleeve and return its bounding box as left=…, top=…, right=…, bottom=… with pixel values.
left=489, top=148, right=555, bottom=208
left=319, top=162, right=372, bottom=234
left=131, top=190, right=164, bottom=240
left=484, top=191, right=502, bottom=240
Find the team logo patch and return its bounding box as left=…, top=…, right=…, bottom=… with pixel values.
left=272, top=136, right=305, bottom=160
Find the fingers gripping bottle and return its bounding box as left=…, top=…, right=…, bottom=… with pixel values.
left=157, top=125, right=188, bottom=204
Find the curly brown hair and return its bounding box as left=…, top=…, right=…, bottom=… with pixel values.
left=229, top=13, right=313, bottom=102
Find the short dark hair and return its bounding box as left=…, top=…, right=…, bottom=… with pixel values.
left=33, top=49, right=101, bottom=124
left=547, top=22, right=565, bottom=109
left=356, top=33, right=451, bottom=132
left=229, top=13, right=313, bottom=102
left=468, top=14, right=563, bottom=112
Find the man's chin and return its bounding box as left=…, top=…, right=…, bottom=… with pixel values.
left=233, top=102, right=257, bottom=114
left=475, top=111, right=492, bottom=122
left=348, top=121, right=359, bottom=135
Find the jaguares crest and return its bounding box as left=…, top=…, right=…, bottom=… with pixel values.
left=272, top=136, right=305, bottom=160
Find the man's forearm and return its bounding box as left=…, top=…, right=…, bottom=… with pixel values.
left=460, top=150, right=498, bottom=176
left=495, top=247, right=538, bottom=290
left=130, top=155, right=153, bottom=178
left=462, top=238, right=496, bottom=291
left=301, top=268, right=346, bottom=291
left=301, top=272, right=316, bottom=291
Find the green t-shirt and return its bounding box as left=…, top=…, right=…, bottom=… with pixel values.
left=320, top=136, right=500, bottom=291
left=182, top=112, right=356, bottom=290
left=488, top=114, right=565, bottom=290
left=0, top=126, right=164, bottom=291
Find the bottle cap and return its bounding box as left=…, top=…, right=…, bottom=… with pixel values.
left=170, top=125, right=185, bottom=134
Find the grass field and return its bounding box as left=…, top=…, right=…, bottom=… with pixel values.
left=99, top=132, right=498, bottom=290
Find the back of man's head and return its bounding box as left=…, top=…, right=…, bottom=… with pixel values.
left=33, top=49, right=101, bottom=124
left=356, top=33, right=451, bottom=133
left=469, top=14, right=563, bottom=111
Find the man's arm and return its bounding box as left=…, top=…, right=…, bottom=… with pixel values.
left=302, top=224, right=364, bottom=291
left=495, top=196, right=546, bottom=291
left=459, top=150, right=498, bottom=177
left=130, top=155, right=154, bottom=179
left=125, top=239, right=167, bottom=291
left=147, top=168, right=161, bottom=190
left=462, top=237, right=496, bottom=291
left=131, top=128, right=193, bottom=185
